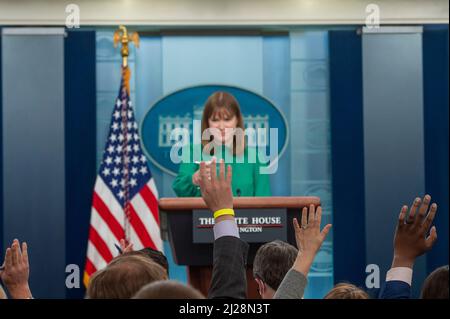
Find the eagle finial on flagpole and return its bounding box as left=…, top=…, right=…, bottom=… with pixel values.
left=113, top=25, right=140, bottom=68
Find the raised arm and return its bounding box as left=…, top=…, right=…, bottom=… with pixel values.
left=274, top=205, right=332, bottom=299
left=199, top=159, right=249, bottom=299
left=380, top=195, right=438, bottom=299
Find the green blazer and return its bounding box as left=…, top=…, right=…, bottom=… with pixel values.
left=172, top=145, right=272, bottom=197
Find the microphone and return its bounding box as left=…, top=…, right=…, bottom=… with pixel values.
left=236, top=189, right=241, bottom=197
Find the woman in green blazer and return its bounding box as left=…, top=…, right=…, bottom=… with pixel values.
left=172, top=91, right=271, bottom=197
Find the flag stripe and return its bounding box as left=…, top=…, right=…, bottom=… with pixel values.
left=148, top=179, right=159, bottom=199
left=89, top=226, right=114, bottom=263
left=95, top=177, right=144, bottom=250
left=94, top=178, right=125, bottom=228
left=131, top=193, right=163, bottom=251
left=85, top=257, right=96, bottom=276
left=139, top=184, right=160, bottom=224
left=128, top=204, right=157, bottom=249
left=86, top=240, right=107, bottom=273
left=92, top=192, right=125, bottom=241
left=90, top=208, right=122, bottom=257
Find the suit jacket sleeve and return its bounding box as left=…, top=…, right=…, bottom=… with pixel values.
left=379, top=280, right=411, bottom=299
left=208, top=236, right=249, bottom=299
left=273, top=269, right=308, bottom=299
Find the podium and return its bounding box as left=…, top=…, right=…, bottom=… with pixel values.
left=159, top=196, right=321, bottom=298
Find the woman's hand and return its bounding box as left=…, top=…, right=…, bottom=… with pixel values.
left=192, top=164, right=211, bottom=185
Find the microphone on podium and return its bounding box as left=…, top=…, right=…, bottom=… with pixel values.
left=236, top=189, right=241, bottom=197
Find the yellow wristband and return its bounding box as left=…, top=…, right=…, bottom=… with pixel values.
left=213, top=208, right=235, bottom=219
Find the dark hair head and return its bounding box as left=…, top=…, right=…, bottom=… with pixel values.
left=421, top=265, right=449, bottom=299
left=139, top=248, right=169, bottom=275
left=133, top=280, right=205, bottom=299
left=324, top=283, right=369, bottom=299
left=201, top=91, right=245, bottom=155
left=253, top=240, right=298, bottom=290
left=87, top=255, right=167, bottom=299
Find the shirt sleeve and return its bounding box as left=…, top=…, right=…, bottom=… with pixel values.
left=213, top=219, right=240, bottom=240
left=386, top=267, right=413, bottom=285
left=172, top=161, right=201, bottom=197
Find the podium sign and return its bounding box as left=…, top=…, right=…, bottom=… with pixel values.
left=193, top=209, right=287, bottom=243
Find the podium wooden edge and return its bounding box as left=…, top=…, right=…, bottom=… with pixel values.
left=159, top=196, right=321, bottom=211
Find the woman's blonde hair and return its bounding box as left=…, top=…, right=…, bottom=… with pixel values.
left=324, top=283, right=369, bottom=299
left=201, top=91, right=245, bottom=155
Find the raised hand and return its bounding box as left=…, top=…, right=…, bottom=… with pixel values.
left=392, top=194, right=438, bottom=268
left=292, top=205, right=332, bottom=276
left=198, top=158, right=233, bottom=214
left=119, top=239, right=134, bottom=254
left=0, top=239, right=32, bottom=299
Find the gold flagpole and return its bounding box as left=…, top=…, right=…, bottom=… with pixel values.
left=113, top=25, right=140, bottom=244
left=113, top=25, right=140, bottom=95
left=113, top=25, right=140, bottom=69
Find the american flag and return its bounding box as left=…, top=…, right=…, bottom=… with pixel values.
left=84, top=67, right=161, bottom=286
